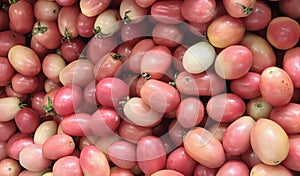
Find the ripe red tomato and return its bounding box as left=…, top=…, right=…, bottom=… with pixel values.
left=152, top=23, right=183, bottom=48
left=0, top=120, right=16, bottom=141
left=76, top=12, right=97, bottom=38
left=60, top=37, right=85, bottom=63
left=150, top=0, right=184, bottom=24
left=282, top=134, right=300, bottom=171
left=61, top=113, right=93, bottom=136
left=14, top=107, right=40, bottom=134
left=0, top=10, right=9, bottom=31
left=0, top=57, right=15, bottom=87
left=283, top=47, right=300, bottom=88
left=53, top=156, right=83, bottom=176
left=33, top=0, right=61, bottom=21
left=11, top=73, right=39, bottom=94
left=58, top=5, right=80, bottom=41
left=0, top=30, right=26, bottom=57
left=223, top=0, right=256, bottom=18
left=216, top=160, right=249, bottom=176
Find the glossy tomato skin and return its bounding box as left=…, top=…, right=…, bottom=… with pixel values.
left=61, top=113, right=92, bottom=136
left=223, top=0, right=256, bottom=18
left=151, top=169, right=184, bottom=176
left=250, top=163, right=293, bottom=176
left=193, top=163, right=218, bottom=176
left=183, top=127, right=225, bottom=168
left=241, top=148, right=262, bottom=168
left=270, top=103, right=300, bottom=134
left=260, top=66, right=294, bottom=107
left=53, top=156, right=83, bottom=176
left=14, top=107, right=40, bottom=134
left=7, top=136, right=34, bottom=160
left=42, top=53, right=66, bottom=83
left=0, top=30, right=26, bottom=57
left=76, top=12, right=97, bottom=38
left=251, top=118, right=290, bottom=165
left=206, top=93, right=246, bottom=123
left=0, top=120, right=16, bottom=141
left=181, top=0, right=216, bottom=24
left=0, top=57, right=15, bottom=86
left=0, top=97, right=21, bottom=122
left=79, top=145, right=110, bottom=176
left=60, top=37, right=85, bottom=63
left=9, top=0, right=34, bottom=34
left=33, top=0, right=61, bottom=21
left=53, top=84, right=83, bottom=116
left=216, top=160, right=249, bottom=176
left=279, top=0, right=300, bottom=19
left=80, top=0, right=112, bottom=17
left=58, top=5, right=80, bottom=40
left=150, top=0, right=184, bottom=24
left=140, top=79, right=180, bottom=113
left=0, top=10, right=9, bottom=31
left=166, top=147, right=197, bottom=176
left=282, top=134, right=300, bottom=171
left=283, top=47, right=300, bottom=88
left=222, top=116, right=255, bottom=156
left=137, top=136, right=166, bottom=175
left=11, top=74, right=39, bottom=94
left=0, top=158, right=22, bottom=176
left=94, top=53, right=123, bottom=81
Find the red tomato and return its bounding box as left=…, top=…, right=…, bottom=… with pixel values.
left=79, top=0, right=112, bottom=17
left=241, top=148, right=262, bottom=168
left=14, top=107, right=40, bottom=134
left=83, top=80, right=98, bottom=105
left=206, top=93, right=246, bottom=123
left=7, top=136, right=33, bottom=160
left=0, top=158, right=21, bottom=176
left=61, top=113, right=92, bottom=136
left=53, top=84, right=83, bottom=116
left=166, top=147, right=197, bottom=176
left=42, top=133, right=75, bottom=160
left=0, top=57, right=15, bottom=86
left=8, top=45, right=41, bottom=76
left=135, top=0, right=156, bottom=8
left=60, top=37, right=85, bottom=63
left=222, top=116, right=255, bottom=156
left=242, top=0, right=272, bottom=31
left=183, top=127, right=225, bottom=168
left=150, top=0, right=184, bottom=24
left=266, top=16, right=300, bottom=50
left=53, top=156, right=83, bottom=176
left=168, top=119, right=188, bottom=146
left=119, top=0, right=147, bottom=24
left=0, top=121, right=16, bottom=141
left=283, top=47, right=300, bottom=88
left=79, top=145, right=110, bottom=176
left=96, top=77, right=129, bottom=108
left=136, top=136, right=166, bottom=175
left=250, top=163, right=293, bottom=176
left=76, top=12, right=97, bottom=38
left=0, top=141, right=7, bottom=160
left=279, top=0, right=300, bottom=19
left=58, top=5, right=80, bottom=41
left=33, top=0, right=61, bottom=21
left=260, top=66, right=294, bottom=107
left=181, top=0, right=216, bottom=24
left=151, top=169, right=184, bottom=176
left=214, top=45, right=253, bottom=80
left=193, top=163, right=218, bottom=176
left=0, top=10, right=9, bottom=31
left=0, top=30, right=26, bottom=57
left=9, top=0, right=34, bottom=34
left=120, top=19, right=148, bottom=44
left=108, top=140, right=137, bottom=169
left=282, top=134, right=300, bottom=171
left=11, top=74, right=39, bottom=94
left=90, top=106, right=121, bottom=137
left=223, top=0, right=256, bottom=18
left=270, top=103, right=300, bottom=134
left=207, top=15, right=245, bottom=48
left=152, top=23, right=183, bottom=48
left=110, top=166, right=134, bottom=176
left=216, top=160, right=249, bottom=176
left=56, top=0, right=77, bottom=6
left=140, top=79, right=180, bottom=113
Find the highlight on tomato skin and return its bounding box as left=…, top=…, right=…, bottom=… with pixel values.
left=1, top=0, right=300, bottom=175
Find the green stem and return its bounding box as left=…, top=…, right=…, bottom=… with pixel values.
left=32, top=21, right=48, bottom=35
left=141, top=72, right=151, bottom=80
left=93, top=26, right=111, bottom=39
left=110, top=52, right=122, bottom=60
left=235, top=0, right=255, bottom=15
left=123, top=10, right=132, bottom=24
left=43, top=97, right=57, bottom=116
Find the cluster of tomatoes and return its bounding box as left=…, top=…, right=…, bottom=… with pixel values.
left=0, top=0, right=300, bottom=175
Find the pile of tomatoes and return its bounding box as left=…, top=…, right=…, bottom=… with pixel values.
left=0, top=0, right=300, bottom=175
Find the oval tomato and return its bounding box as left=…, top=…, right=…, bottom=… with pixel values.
left=79, top=0, right=112, bottom=17
left=0, top=57, right=15, bottom=86
left=0, top=30, right=26, bottom=57
left=223, top=0, right=256, bottom=18
left=282, top=134, right=300, bottom=171
left=0, top=97, right=21, bottom=122
left=283, top=47, right=300, bottom=88
left=53, top=156, right=83, bottom=176
left=150, top=0, right=184, bottom=24
left=61, top=113, right=92, bottom=136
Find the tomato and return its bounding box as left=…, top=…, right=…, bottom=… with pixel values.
left=42, top=53, right=66, bottom=83
left=172, top=45, right=187, bottom=72
left=176, top=97, right=204, bottom=129
left=120, top=19, right=149, bottom=43
left=9, top=0, right=34, bottom=34
left=206, top=93, right=246, bottom=122
left=10, top=74, right=38, bottom=94
left=90, top=106, right=121, bottom=137
left=110, top=166, right=134, bottom=176
left=166, top=147, right=197, bottom=176
left=79, top=0, right=112, bottom=17
left=0, top=158, right=21, bottom=176
left=241, top=148, right=262, bottom=168
left=32, top=21, right=62, bottom=50
left=123, top=97, right=163, bottom=127
left=181, top=0, right=215, bottom=24
left=250, top=163, right=293, bottom=176
left=60, top=37, right=85, bottom=63
left=58, top=5, right=80, bottom=41
left=223, top=0, right=256, bottom=18
left=76, top=12, right=97, bottom=38
left=222, top=116, right=255, bottom=156
left=279, top=0, right=300, bottom=19
left=214, top=45, right=252, bottom=80
left=283, top=47, right=300, bottom=88
left=260, top=66, right=294, bottom=107
left=246, top=96, right=273, bottom=120
left=19, top=168, right=51, bottom=176
left=53, top=156, right=83, bottom=176
left=266, top=16, right=300, bottom=50
left=0, top=97, right=21, bottom=122
left=182, top=41, right=216, bottom=74
left=0, top=121, right=16, bottom=141
left=242, top=0, right=272, bottom=31
left=93, top=9, right=121, bottom=38
left=0, top=10, right=9, bottom=31
left=56, top=0, right=77, bottom=6
left=207, top=15, right=245, bottom=48
left=150, top=0, right=184, bottom=24
left=270, top=103, right=300, bottom=134
left=127, top=38, right=155, bottom=73
left=152, top=23, right=183, bottom=48
left=183, top=127, right=225, bottom=168
left=95, top=134, right=122, bottom=157
left=282, top=134, right=300, bottom=171
left=79, top=145, right=110, bottom=176
left=151, top=169, right=184, bottom=176
left=140, top=79, right=180, bottom=113
left=140, top=46, right=172, bottom=79
left=29, top=35, right=49, bottom=59
left=118, top=120, right=153, bottom=144
left=216, top=160, right=249, bottom=176
left=8, top=45, right=41, bottom=76
left=207, top=122, right=229, bottom=142
left=119, top=0, right=147, bottom=24
left=7, top=136, right=33, bottom=160
left=135, top=0, right=156, bottom=8
left=94, top=52, right=123, bottom=81
left=42, top=133, right=75, bottom=160
left=33, top=0, right=61, bottom=21
left=61, top=113, right=92, bottom=136
left=0, top=30, right=26, bottom=57
left=193, top=163, right=218, bottom=176
left=19, top=144, right=52, bottom=172
left=108, top=140, right=137, bottom=169
left=137, top=136, right=166, bottom=175
left=33, top=120, right=58, bottom=145
left=14, top=107, right=39, bottom=134
left=251, top=118, right=290, bottom=165
left=0, top=57, right=15, bottom=86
